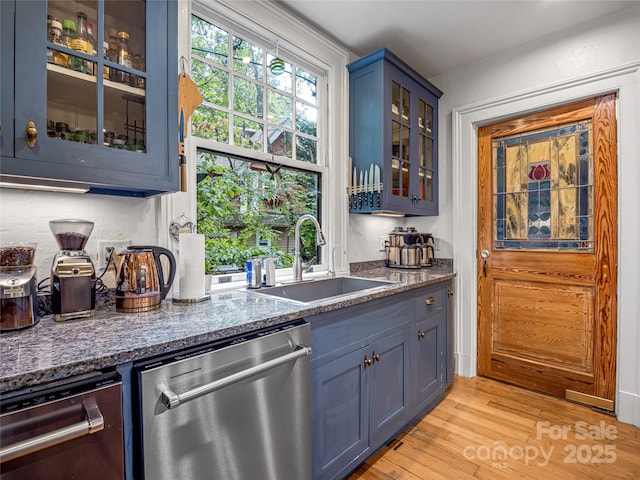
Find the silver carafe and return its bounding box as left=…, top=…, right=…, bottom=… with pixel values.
left=400, top=244, right=421, bottom=267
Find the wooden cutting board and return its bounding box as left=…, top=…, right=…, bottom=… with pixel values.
left=178, top=73, right=202, bottom=139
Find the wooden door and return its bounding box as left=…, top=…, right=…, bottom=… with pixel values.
left=477, top=94, right=617, bottom=409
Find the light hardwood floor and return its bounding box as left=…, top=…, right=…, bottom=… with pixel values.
left=348, top=376, right=640, bottom=480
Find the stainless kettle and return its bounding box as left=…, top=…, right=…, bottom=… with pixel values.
left=115, top=246, right=176, bottom=313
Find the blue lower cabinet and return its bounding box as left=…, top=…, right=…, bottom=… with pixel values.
left=368, top=327, right=410, bottom=447
left=413, top=312, right=445, bottom=414
left=310, top=282, right=452, bottom=479
left=446, top=284, right=455, bottom=386
left=312, top=346, right=370, bottom=480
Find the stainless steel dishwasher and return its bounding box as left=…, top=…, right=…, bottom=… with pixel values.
left=133, top=319, right=312, bottom=480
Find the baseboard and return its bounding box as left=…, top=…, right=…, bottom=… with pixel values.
left=455, top=352, right=475, bottom=377
left=617, top=389, right=640, bottom=428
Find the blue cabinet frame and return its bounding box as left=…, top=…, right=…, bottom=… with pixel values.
left=0, top=0, right=178, bottom=197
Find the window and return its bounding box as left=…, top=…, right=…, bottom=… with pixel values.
left=196, top=150, right=321, bottom=274
left=190, top=11, right=327, bottom=277
left=190, top=15, right=320, bottom=162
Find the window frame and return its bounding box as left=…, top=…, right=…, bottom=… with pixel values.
left=181, top=0, right=350, bottom=286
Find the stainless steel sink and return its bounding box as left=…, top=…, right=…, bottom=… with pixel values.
left=249, top=276, right=394, bottom=304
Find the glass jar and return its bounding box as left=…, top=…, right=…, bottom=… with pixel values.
left=117, top=31, right=132, bottom=84
left=61, top=19, right=78, bottom=71
left=102, top=41, right=110, bottom=79
left=87, top=22, right=96, bottom=55
left=61, top=19, right=76, bottom=49
left=47, top=18, right=68, bottom=67
left=132, top=53, right=145, bottom=88
left=107, top=28, right=118, bottom=61
left=71, top=12, right=92, bottom=75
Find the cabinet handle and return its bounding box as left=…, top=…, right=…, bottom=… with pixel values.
left=448, top=289, right=454, bottom=297
left=372, top=351, right=380, bottom=363
left=364, top=355, right=373, bottom=368
left=425, top=297, right=436, bottom=305
left=26, top=121, right=38, bottom=148
left=418, top=330, right=425, bottom=340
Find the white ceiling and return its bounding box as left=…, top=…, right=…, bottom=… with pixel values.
left=276, top=0, right=639, bottom=78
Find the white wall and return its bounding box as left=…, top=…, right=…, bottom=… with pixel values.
left=0, top=189, right=165, bottom=276
left=431, top=5, right=640, bottom=426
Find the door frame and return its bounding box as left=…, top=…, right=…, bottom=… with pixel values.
left=451, top=62, right=640, bottom=425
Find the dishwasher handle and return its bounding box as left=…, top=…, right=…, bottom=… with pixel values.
left=0, top=400, right=104, bottom=463
left=161, top=344, right=312, bottom=410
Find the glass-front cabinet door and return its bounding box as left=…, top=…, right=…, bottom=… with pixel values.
left=385, top=66, right=439, bottom=215
left=46, top=0, right=147, bottom=152
left=417, top=98, right=434, bottom=204
left=6, top=0, right=177, bottom=195
left=390, top=81, right=411, bottom=201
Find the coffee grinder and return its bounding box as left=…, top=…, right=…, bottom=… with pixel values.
left=50, top=219, right=96, bottom=321
left=0, top=244, right=39, bottom=331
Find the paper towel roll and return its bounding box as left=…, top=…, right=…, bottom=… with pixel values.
left=179, top=233, right=205, bottom=299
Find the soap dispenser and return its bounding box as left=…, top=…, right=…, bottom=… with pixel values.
left=263, top=257, right=276, bottom=287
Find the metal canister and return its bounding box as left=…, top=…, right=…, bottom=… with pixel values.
left=246, top=258, right=262, bottom=289
left=263, top=257, right=276, bottom=287
left=388, top=246, right=401, bottom=265
left=400, top=245, right=420, bottom=267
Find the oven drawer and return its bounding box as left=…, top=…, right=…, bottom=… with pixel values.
left=0, top=372, right=124, bottom=480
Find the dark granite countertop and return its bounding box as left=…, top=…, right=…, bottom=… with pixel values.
left=0, top=264, right=455, bottom=393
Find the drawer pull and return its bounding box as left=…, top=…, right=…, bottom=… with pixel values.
left=0, top=400, right=104, bottom=463
left=425, top=297, right=436, bottom=305
left=364, top=354, right=373, bottom=368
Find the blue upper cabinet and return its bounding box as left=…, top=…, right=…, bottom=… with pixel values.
left=348, top=49, right=443, bottom=216
left=0, top=0, right=178, bottom=197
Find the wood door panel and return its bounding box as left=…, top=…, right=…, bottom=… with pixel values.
left=492, top=279, right=594, bottom=371
left=490, top=355, right=594, bottom=398
left=492, top=252, right=595, bottom=286
left=477, top=94, right=617, bottom=407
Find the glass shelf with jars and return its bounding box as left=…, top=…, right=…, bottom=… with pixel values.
left=45, top=0, right=147, bottom=152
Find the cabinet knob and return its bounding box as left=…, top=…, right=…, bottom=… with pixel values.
left=448, top=289, right=454, bottom=297
left=418, top=330, right=425, bottom=340
left=372, top=351, right=380, bottom=363
left=425, top=296, right=436, bottom=305
left=26, top=121, right=38, bottom=148
left=364, top=355, right=373, bottom=368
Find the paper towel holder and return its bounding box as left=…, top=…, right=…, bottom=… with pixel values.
left=172, top=294, right=210, bottom=304
left=172, top=232, right=211, bottom=304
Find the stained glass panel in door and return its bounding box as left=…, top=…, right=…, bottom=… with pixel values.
left=493, top=120, right=593, bottom=250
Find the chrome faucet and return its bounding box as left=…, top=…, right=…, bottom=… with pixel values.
left=293, top=214, right=326, bottom=282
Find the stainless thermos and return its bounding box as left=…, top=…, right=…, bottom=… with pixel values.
left=246, top=258, right=262, bottom=289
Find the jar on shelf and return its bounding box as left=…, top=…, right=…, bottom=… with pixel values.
left=132, top=53, right=145, bottom=88
left=47, top=18, right=68, bottom=67
left=87, top=22, right=97, bottom=56
left=117, top=31, right=132, bottom=84
left=71, top=12, right=93, bottom=75
left=102, top=41, right=110, bottom=79
left=61, top=19, right=76, bottom=47
left=107, top=28, right=118, bottom=59
left=61, top=19, right=80, bottom=72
